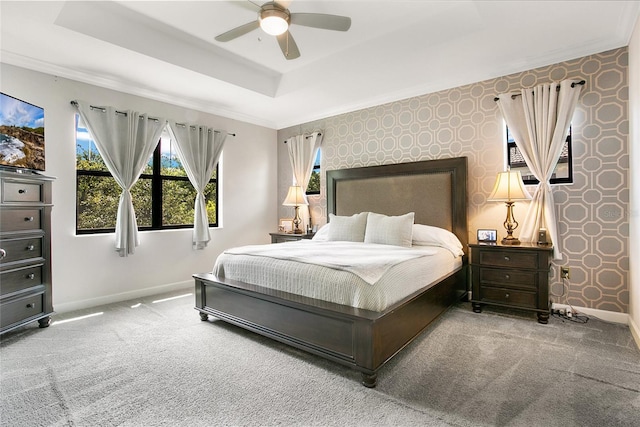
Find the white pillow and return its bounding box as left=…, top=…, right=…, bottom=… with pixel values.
left=412, top=224, right=464, bottom=256
left=311, top=223, right=330, bottom=241
left=364, top=212, right=414, bottom=248
left=327, top=212, right=368, bottom=242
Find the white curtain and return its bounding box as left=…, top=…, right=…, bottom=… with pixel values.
left=286, top=132, right=323, bottom=227
left=74, top=100, right=167, bottom=256
left=496, top=80, right=582, bottom=259
left=168, top=122, right=227, bottom=249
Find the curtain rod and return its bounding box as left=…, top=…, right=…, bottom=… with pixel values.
left=493, top=80, right=585, bottom=102
left=283, top=132, right=322, bottom=143
left=173, top=122, right=236, bottom=136
left=70, top=101, right=236, bottom=135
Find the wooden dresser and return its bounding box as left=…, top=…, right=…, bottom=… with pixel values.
left=0, top=170, right=54, bottom=334
left=469, top=242, right=553, bottom=324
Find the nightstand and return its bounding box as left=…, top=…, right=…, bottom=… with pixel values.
left=469, top=242, right=553, bottom=324
left=269, top=232, right=315, bottom=243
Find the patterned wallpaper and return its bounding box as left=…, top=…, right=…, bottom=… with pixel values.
left=278, top=47, right=629, bottom=314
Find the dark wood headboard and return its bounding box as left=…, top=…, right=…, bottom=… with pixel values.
left=326, top=157, right=468, bottom=252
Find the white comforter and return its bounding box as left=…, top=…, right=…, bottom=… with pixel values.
left=213, top=241, right=462, bottom=311
left=224, top=241, right=436, bottom=285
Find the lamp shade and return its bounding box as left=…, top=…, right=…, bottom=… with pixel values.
left=487, top=170, right=531, bottom=202
left=283, top=186, right=308, bottom=206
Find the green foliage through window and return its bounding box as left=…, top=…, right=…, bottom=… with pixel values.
left=306, top=148, right=321, bottom=195
left=75, top=116, right=218, bottom=233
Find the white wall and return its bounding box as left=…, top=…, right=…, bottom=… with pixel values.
left=629, top=14, right=640, bottom=347
left=1, top=63, right=278, bottom=312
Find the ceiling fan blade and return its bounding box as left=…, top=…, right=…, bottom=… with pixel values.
left=276, top=31, right=300, bottom=60
left=215, top=20, right=260, bottom=42
left=290, top=13, right=351, bottom=31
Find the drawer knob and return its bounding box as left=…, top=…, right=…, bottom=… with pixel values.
left=18, top=188, right=28, bottom=194
left=27, top=273, right=35, bottom=280
left=504, top=256, right=510, bottom=261
left=505, top=293, right=510, bottom=299
left=0, top=248, right=5, bottom=260
left=24, top=216, right=34, bottom=222
left=505, top=274, right=510, bottom=280
left=26, top=245, right=35, bottom=251
left=26, top=303, right=36, bottom=309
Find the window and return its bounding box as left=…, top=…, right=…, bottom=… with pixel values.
left=506, top=126, right=573, bottom=185
left=306, top=148, right=321, bottom=195
left=75, top=116, right=218, bottom=234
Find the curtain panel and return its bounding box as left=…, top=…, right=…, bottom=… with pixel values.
left=168, top=122, right=227, bottom=249
left=286, top=131, right=323, bottom=227
left=73, top=100, right=167, bottom=256
left=496, top=80, right=582, bottom=259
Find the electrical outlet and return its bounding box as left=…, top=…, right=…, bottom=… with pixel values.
left=560, top=266, right=570, bottom=279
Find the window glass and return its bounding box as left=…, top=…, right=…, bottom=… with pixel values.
left=75, top=117, right=218, bottom=233
left=306, top=148, right=321, bottom=194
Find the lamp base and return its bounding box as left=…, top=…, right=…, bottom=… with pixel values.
left=501, top=236, right=521, bottom=245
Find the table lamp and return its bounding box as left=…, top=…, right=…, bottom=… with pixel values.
left=283, top=185, right=308, bottom=234
left=487, top=168, right=531, bottom=245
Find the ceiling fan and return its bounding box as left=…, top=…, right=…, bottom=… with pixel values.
left=215, top=1, right=352, bottom=60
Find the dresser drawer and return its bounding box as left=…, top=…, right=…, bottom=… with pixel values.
left=2, top=181, right=43, bottom=203
left=0, top=265, right=43, bottom=296
left=0, top=208, right=43, bottom=232
left=479, top=286, right=537, bottom=309
left=479, top=267, right=538, bottom=290
left=1, top=292, right=44, bottom=329
left=478, top=250, right=539, bottom=269
left=0, top=237, right=43, bottom=264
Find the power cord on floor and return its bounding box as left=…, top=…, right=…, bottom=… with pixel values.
left=549, top=275, right=589, bottom=324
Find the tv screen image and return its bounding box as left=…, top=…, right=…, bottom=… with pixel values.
left=0, top=92, right=45, bottom=171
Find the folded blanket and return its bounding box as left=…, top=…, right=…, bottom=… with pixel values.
left=223, top=241, right=436, bottom=285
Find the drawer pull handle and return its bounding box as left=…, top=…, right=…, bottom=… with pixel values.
left=26, top=303, right=36, bottom=309
left=505, top=293, right=510, bottom=299
left=504, top=256, right=510, bottom=261
left=26, top=245, right=35, bottom=251
left=27, top=273, right=35, bottom=280
left=24, top=216, right=34, bottom=222
left=505, top=274, right=510, bottom=280
left=18, top=189, right=28, bottom=194
left=0, top=248, right=5, bottom=260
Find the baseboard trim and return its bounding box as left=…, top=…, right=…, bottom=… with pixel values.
left=629, top=315, right=640, bottom=351
left=54, top=280, right=193, bottom=314
left=551, top=303, right=629, bottom=324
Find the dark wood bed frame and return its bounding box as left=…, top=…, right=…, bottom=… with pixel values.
left=194, top=157, right=468, bottom=387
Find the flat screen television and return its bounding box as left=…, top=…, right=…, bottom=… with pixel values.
left=0, top=92, right=45, bottom=172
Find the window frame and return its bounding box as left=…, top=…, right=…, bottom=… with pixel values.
left=76, top=137, right=218, bottom=235
left=506, top=125, right=573, bottom=185
left=305, top=148, right=321, bottom=195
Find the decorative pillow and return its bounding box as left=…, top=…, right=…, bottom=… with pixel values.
left=311, top=223, right=330, bottom=241
left=412, top=224, right=464, bottom=256
left=327, top=212, right=368, bottom=242
left=364, top=212, right=414, bottom=247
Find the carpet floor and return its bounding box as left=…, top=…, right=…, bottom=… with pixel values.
left=1, top=288, right=639, bottom=427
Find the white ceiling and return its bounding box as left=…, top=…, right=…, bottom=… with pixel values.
left=1, top=1, right=639, bottom=129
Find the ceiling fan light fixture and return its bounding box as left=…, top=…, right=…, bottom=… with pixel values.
left=260, top=5, right=290, bottom=36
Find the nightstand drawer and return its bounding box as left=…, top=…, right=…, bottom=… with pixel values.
left=0, top=292, right=44, bottom=329
left=480, top=286, right=537, bottom=309
left=479, top=250, right=538, bottom=269
left=479, top=267, right=538, bottom=290
left=1, top=265, right=44, bottom=296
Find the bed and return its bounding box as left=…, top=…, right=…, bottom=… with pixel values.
left=194, top=157, right=468, bottom=387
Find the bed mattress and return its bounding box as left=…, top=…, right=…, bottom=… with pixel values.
left=213, top=241, right=462, bottom=312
